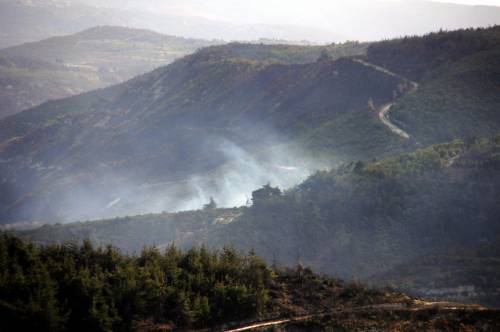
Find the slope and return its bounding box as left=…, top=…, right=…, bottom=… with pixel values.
left=0, top=45, right=407, bottom=224
left=3, top=26, right=500, bottom=225
left=200, top=135, right=500, bottom=305
left=0, top=26, right=220, bottom=118
left=14, top=135, right=500, bottom=306
left=1, top=234, right=498, bottom=332
left=364, top=26, right=500, bottom=146
left=374, top=238, right=500, bottom=308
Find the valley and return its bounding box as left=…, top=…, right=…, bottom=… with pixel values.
left=1, top=9, right=500, bottom=330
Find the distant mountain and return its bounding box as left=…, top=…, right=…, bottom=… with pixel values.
left=3, top=0, right=500, bottom=48
left=2, top=26, right=500, bottom=224
left=0, top=0, right=343, bottom=49
left=0, top=26, right=220, bottom=118
left=0, top=0, right=124, bottom=48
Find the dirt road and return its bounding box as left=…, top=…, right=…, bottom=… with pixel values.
left=223, top=301, right=484, bottom=331
left=353, top=58, right=419, bottom=139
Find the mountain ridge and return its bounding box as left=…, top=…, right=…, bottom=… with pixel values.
left=0, top=45, right=403, bottom=223
left=2, top=26, right=500, bottom=224
left=0, top=25, right=221, bottom=119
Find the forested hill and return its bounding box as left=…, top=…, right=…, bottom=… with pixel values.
left=205, top=135, right=500, bottom=285
left=0, top=44, right=404, bottom=224
left=0, top=234, right=412, bottom=331
left=17, top=135, right=500, bottom=306
left=364, top=26, right=500, bottom=145
left=189, top=41, right=367, bottom=64
left=1, top=26, right=500, bottom=225
left=1, top=234, right=498, bottom=332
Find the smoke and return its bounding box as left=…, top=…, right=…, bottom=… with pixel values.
left=108, top=138, right=329, bottom=218
left=172, top=138, right=323, bottom=211
left=29, top=135, right=332, bottom=224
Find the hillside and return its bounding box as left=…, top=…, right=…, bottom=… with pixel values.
left=364, top=26, right=500, bottom=146
left=14, top=208, right=245, bottom=253
left=0, top=43, right=405, bottom=224
left=3, top=26, right=500, bottom=225
left=0, top=26, right=220, bottom=118
left=4, top=4, right=500, bottom=331
left=1, top=26, right=500, bottom=226
left=196, top=42, right=367, bottom=65
left=0, top=234, right=410, bottom=331
left=276, top=307, right=500, bottom=331
left=1, top=234, right=498, bottom=332
left=202, top=136, right=500, bottom=288
left=374, top=238, right=500, bottom=308
left=16, top=135, right=500, bottom=306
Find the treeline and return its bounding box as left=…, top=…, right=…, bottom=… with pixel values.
left=366, top=25, right=500, bottom=81
left=0, top=235, right=273, bottom=331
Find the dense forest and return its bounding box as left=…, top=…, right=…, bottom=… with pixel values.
left=0, top=234, right=271, bottom=331
left=2, top=235, right=499, bottom=331
left=0, top=234, right=396, bottom=332
left=366, top=26, right=500, bottom=81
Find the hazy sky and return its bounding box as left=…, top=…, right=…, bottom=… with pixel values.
left=127, top=0, right=500, bottom=22
left=436, top=0, right=500, bottom=4
left=92, top=0, right=500, bottom=41
left=8, top=0, right=498, bottom=44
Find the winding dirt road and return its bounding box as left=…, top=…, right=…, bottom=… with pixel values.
left=378, top=103, right=410, bottom=139
left=223, top=301, right=484, bottom=331
left=224, top=316, right=313, bottom=332
left=353, top=58, right=419, bottom=140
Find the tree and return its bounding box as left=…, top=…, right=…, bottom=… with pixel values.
left=251, top=184, right=282, bottom=207
left=317, top=50, right=331, bottom=62
left=203, top=197, right=217, bottom=210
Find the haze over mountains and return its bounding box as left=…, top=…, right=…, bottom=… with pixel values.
left=2, top=26, right=500, bottom=225
left=0, top=26, right=220, bottom=118
left=3, top=25, right=500, bottom=310
left=0, top=0, right=340, bottom=48
left=1, top=1, right=500, bottom=328
left=2, top=0, right=500, bottom=48
left=15, top=133, right=500, bottom=307
left=0, top=41, right=376, bottom=222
